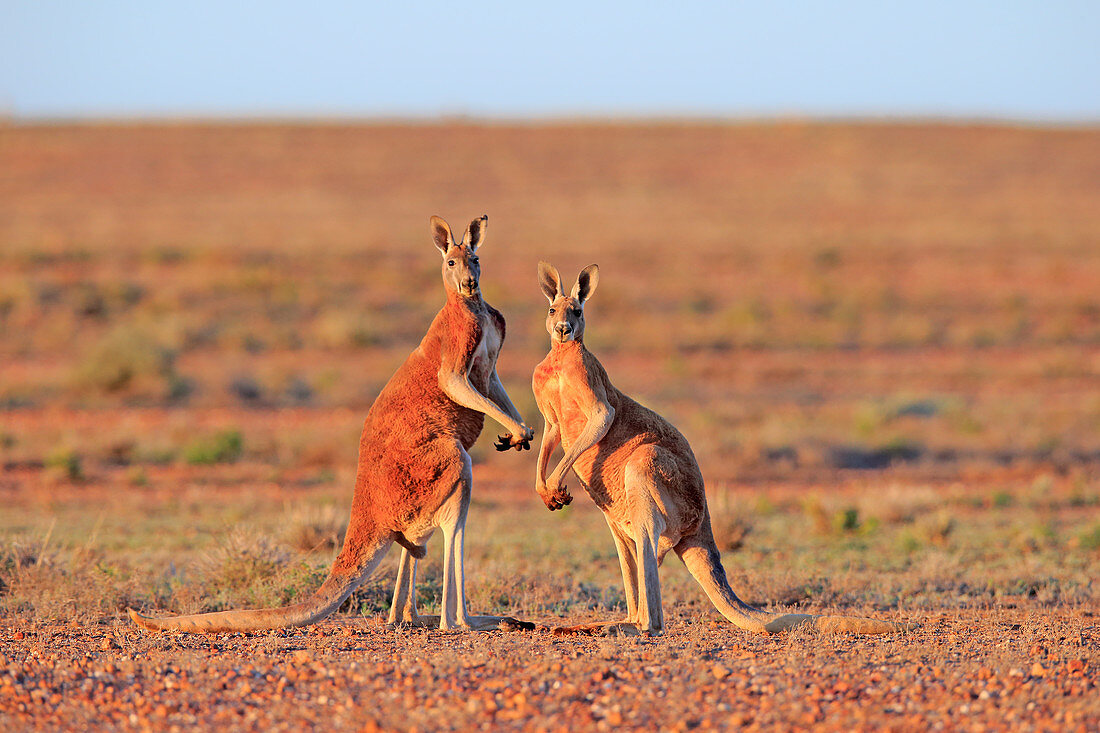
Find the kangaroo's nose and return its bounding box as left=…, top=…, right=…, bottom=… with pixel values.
left=463, top=278, right=477, bottom=290
left=555, top=322, right=571, bottom=335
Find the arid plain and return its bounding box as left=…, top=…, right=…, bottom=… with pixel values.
left=1, top=122, right=1098, bottom=730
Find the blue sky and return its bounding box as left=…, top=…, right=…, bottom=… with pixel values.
left=2, top=1, right=1097, bottom=120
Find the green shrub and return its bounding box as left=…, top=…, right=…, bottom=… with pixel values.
left=834, top=507, right=861, bottom=533
left=184, top=429, right=243, bottom=465
left=45, top=447, right=84, bottom=481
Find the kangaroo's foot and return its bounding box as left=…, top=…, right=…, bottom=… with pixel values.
left=450, top=614, right=535, bottom=632
left=550, top=622, right=643, bottom=638
left=386, top=614, right=440, bottom=630
left=497, top=617, right=538, bottom=631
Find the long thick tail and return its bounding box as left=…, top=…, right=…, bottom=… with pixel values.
left=677, top=535, right=910, bottom=635
left=128, top=537, right=393, bottom=633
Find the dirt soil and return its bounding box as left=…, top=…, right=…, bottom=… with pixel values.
left=3, top=608, right=1097, bottom=731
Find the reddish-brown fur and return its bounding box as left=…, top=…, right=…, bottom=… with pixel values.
left=129, top=216, right=532, bottom=633
left=341, top=291, right=504, bottom=560
left=532, top=262, right=909, bottom=636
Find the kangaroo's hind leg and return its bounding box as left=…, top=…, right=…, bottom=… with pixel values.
left=624, top=455, right=669, bottom=636
left=436, top=446, right=533, bottom=631
left=604, top=515, right=640, bottom=624
left=386, top=544, right=440, bottom=629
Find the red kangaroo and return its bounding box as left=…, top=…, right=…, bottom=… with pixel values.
left=531, top=262, right=911, bottom=636
left=129, top=216, right=534, bottom=633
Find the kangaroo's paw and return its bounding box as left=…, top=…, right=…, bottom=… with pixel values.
left=494, top=435, right=532, bottom=452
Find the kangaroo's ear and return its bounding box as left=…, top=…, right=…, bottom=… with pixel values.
left=571, top=264, right=600, bottom=303
left=538, top=261, right=562, bottom=304
left=463, top=215, right=488, bottom=251
left=430, top=216, right=455, bottom=255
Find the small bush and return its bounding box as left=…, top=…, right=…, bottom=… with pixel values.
left=45, top=447, right=84, bottom=481
left=184, top=429, right=243, bottom=465
left=199, top=531, right=289, bottom=590
left=1078, top=523, right=1100, bottom=552
left=283, top=504, right=347, bottom=553
left=834, top=507, right=861, bottom=533
left=229, top=375, right=264, bottom=404
left=191, top=530, right=301, bottom=611
left=284, top=376, right=314, bottom=404
left=896, top=530, right=922, bottom=554
left=73, top=325, right=177, bottom=397
left=919, top=511, right=956, bottom=546
left=712, top=515, right=752, bottom=552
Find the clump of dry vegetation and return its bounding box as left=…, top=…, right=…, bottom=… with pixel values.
left=72, top=324, right=182, bottom=399
left=282, top=503, right=347, bottom=553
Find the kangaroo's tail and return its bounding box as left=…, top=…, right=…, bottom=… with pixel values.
left=676, top=526, right=911, bottom=635
left=128, top=535, right=393, bottom=634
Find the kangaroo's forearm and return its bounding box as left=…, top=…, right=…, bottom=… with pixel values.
left=549, top=406, right=615, bottom=482
left=536, top=422, right=561, bottom=486
left=439, top=371, right=520, bottom=431
left=487, top=371, right=524, bottom=424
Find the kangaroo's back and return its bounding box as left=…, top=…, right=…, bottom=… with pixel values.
left=350, top=294, right=502, bottom=528
left=362, top=296, right=493, bottom=450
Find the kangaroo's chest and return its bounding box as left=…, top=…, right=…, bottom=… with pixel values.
left=469, top=315, right=502, bottom=387
left=536, top=368, right=597, bottom=448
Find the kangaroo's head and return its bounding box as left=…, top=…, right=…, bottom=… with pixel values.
left=538, top=262, right=599, bottom=344
left=431, top=215, right=487, bottom=299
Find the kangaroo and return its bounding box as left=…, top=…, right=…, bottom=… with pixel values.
left=531, top=262, right=910, bottom=636
left=129, top=216, right=535, bottom=633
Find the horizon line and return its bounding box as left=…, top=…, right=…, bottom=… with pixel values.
left=4, top=112, right=1098, bottom=130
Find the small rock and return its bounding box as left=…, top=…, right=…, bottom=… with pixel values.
left=101, top=637, right=119, bottom=651
left=711, top=665, right=731, bottom=680
left=1030, top=663, right=1047, bottom=677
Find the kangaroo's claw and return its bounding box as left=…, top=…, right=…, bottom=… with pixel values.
left=496, top=434, right=532, bottom=452
left=543, top=489, right=572, bottom=511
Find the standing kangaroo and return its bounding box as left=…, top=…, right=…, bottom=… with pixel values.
left=531, top=262, right=908, bottom=636
left=130, top=216, right=535, bottom=633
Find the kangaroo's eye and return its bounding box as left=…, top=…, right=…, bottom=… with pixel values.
left=548, top=308, right=555, bottom=314
left=448, top=260, right=455, bottom=267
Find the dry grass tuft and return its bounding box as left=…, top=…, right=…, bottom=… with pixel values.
left=282, top=503, right=347, bottom=553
